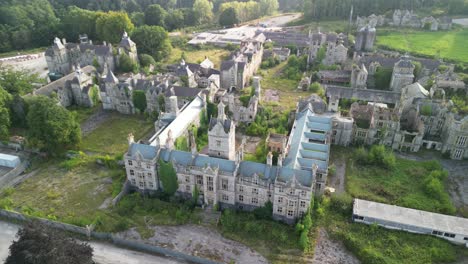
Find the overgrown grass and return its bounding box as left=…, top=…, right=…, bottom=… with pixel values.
left=377, top=28, right=468, bottom=63
left=259, top=61, right=310, bottom=110
left=317, top=194, right=466, bottom=264
left=68, top=105, right=100, bottom=124
left=81, top=114, right=153, bottom=155
left=165, top=47, right=231, bottom=69
left=344, top=146, right=456, bottom=215
left=2, top=156, right=123, bottom=224
left=218, top=209, right=306, bottom=263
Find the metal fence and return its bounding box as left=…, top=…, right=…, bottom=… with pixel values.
left=0, top=209, right=220, bottom=264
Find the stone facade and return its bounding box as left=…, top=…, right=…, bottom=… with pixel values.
left=390, top=55, right=415, bottom=93
left=208, top=102, right=236, bottom=160
left=220, top=38, right=264, bottom=91
left=323, top=40, right=348, bottom=66
left=355, top=26, right=376, bottom=52
left=351, top=64, right=368, bottom=89
left=45, top=32, right=138, bottom=78
left=32, top=65, right=97, bottom=108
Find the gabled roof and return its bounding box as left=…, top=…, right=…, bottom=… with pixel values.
left=128, top=143, right=158, bottom=160
left=209, top=118, right=232, bottom=133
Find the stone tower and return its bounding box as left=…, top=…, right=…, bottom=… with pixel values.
left=351, top=63, right=368, bottom=89
left=165, top=87, right=179, bottom=116
left=355, top=25, right=376, bottom=52
left=390, top=55, right=415, bottom=93
left=208, top=101, right=236, bottom=160
left=46, top=37, right=70, bottom=75
left=119, top=31, right=138, bottom=62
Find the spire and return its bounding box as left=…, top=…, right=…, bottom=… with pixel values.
left=122, top=31, right=128, bottom=39
left=105, top=67, right=118, bottom=84
left=189, top=130, right=197, bottom=155
left=217, top=101, right=226, bottom=121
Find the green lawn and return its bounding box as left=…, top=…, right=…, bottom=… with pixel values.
left=81, top=114, right=153, bottom=155
left=377, top=28, right=468, bottom=63
left=165, top=47, right=231, bottom=69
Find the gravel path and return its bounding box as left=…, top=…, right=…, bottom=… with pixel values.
left=117, top=224, right=268, bottom=264
left=328, top=155, right=346, bottom=193
left=312, top=228, right=360, bottom=264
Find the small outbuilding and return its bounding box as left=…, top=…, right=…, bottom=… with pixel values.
left=353, top=199, right=468, bottom=245
left=0, top=153, right=20, bottom=168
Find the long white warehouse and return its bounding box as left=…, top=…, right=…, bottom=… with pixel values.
left=353, top=198, right=468, bottom=245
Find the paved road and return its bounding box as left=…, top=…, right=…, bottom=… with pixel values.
left=0, top=221, right=185, bottom=264
left=453, top=18, right=468, bottom=27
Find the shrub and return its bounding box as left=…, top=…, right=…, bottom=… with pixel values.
left=139, top=54, right=156, bottom=68
left=299, top=230, right=309, bottom=250
left=329, top=193, right=353, bottom=215
left=253, top=201, right=273, bottom=220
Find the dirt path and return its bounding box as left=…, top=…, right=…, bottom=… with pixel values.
left=81, top=108, right=113, bottom=136
left=328, top=155, right=346, bottom=193
left=116, top=224, right=268, bottom=264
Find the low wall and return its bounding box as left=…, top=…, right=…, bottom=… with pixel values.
left=0, top=209, right=220, bottom=264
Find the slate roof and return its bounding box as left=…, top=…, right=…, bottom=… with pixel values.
left=326, top=85, right=401, bottom=104
left=209, top=118, right=232, bottom=133
left=359, top=55, right=441, bottom=72
left=164, top=86, right=203, bottom=98
left=34, top=65, right=95, bottom=96
left=128, top=143, right=158, bottom=160
left=221, top=60, right=236, bottom=71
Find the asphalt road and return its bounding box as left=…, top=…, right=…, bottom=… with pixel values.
left=0, top=221, right=185, bottom=264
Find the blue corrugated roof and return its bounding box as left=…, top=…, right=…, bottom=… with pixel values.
left=239, top=161, right=277, bottom=181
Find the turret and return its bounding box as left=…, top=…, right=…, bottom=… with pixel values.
left=267, top=151, right=273, bottom=166
left=218, top=101, right=226, bottom=121
left=127, top=133, right=135, bottom=146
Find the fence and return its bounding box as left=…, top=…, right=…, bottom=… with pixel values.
left=0, top=209, right=220, bottom=264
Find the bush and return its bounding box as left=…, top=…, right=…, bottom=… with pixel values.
left=139, top=54, right=156, bottom=68
left=253, top=201, right=273, bottom=220
left=329, top=193, right=353, bottom=215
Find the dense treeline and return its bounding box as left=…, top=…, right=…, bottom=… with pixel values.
left=0, top=0, right=279, bottom=53
left=304, top=0, right=468, bottom=20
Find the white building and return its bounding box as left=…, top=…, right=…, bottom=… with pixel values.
left=353, top=199, right=468, bottom=245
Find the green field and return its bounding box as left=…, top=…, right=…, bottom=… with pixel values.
left=377, top=28, right=468, bottom=63
left=81, top=114, right=153, bottom=155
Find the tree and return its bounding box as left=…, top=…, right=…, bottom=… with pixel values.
left=96, top=11, right=134, bottom=43
left=193, top=0, right=214, bottom=25
left=131, top=25, right=172, bottom=61
left=0, top=106, right=10, bottom=140
left=61, top=6, right=103, bottom=42
left=165, top=9, right=185, bottom=31
left=130, top=12, right=145, bottom=27
left=6, top=221, right=93, bottom=264
left=139, top=54, right=156, bottom=68
left=119, top=53, right=138, bottom=73
left=144, top=4, right=167, bottom=27
left=219, top=7, right=239, bottom=27
left=132, top=90, right=147, bottom=113
left=374, top=67, right=393, bottom=90
left=259, top=0, right=279, bottom=16
left=158, top=160, right=178, bottom=196
left=26, top=96, right=81, bottom=153
left=0, top=66, right=43, bottom=96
